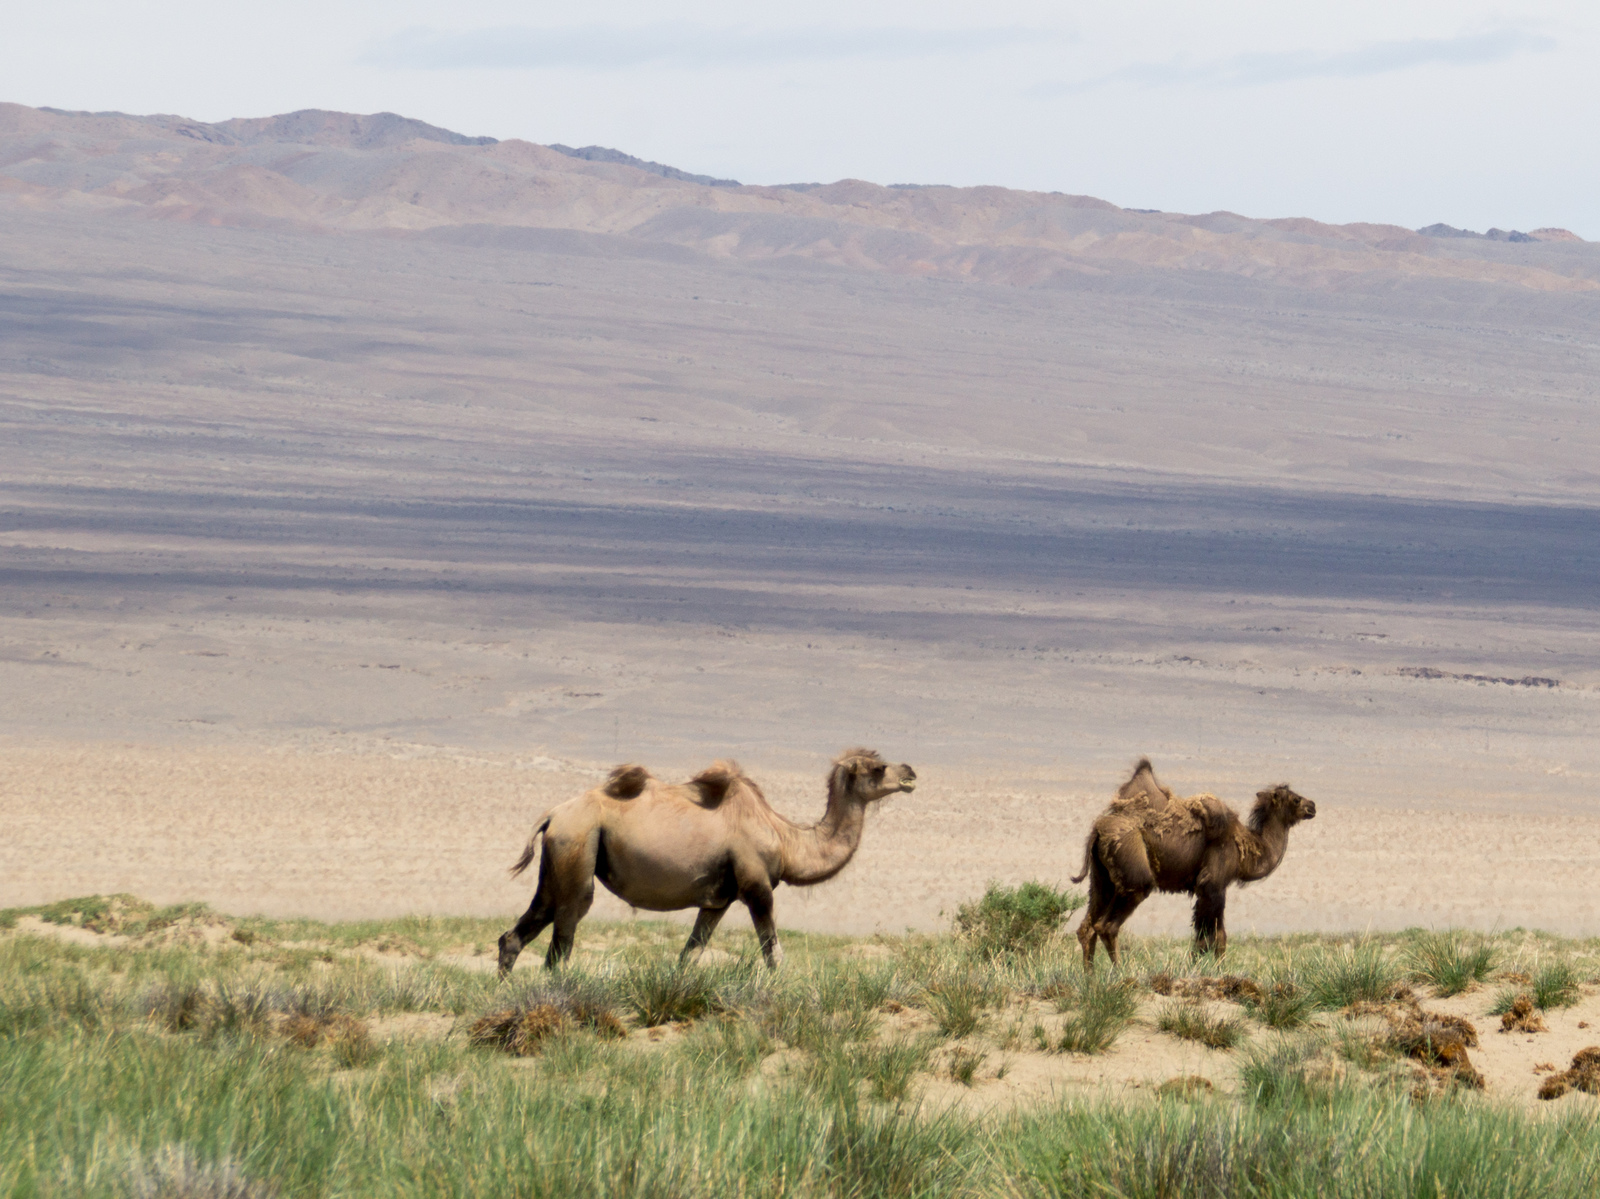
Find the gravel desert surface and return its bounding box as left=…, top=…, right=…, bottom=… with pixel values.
left=3, top=104, right=1598, bottom=940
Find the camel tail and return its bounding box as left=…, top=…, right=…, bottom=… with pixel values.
left=1069, top=832, right=1095, bottom=885
left=509, top=814, right=552, bottom=878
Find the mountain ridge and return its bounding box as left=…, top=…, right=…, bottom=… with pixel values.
left=2, top=103, right=1591, bottom=294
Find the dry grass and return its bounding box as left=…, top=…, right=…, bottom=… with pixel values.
left=1538, top=1048, right=1600, bottom=1100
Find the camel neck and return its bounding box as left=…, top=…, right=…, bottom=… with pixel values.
left=777, top=779, right=867, bottom=886
left=1240, top=815, right=1291, bottom=882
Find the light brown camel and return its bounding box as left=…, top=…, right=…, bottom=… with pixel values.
left=1070, top=757, right=1316, bottom=966
left=496, top=748, right=916, bottom=974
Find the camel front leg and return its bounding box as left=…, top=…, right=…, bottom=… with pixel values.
left=1192, top=883, right=1227, bottom=960
left=679, top=906, right=730, bottom=963
left=740, top=883, right=783, bottom=967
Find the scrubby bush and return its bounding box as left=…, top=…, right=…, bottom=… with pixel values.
left=953, top=881, right=1085, bottom=959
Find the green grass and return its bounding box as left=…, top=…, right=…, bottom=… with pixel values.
left=1157, top=1001, right=1247, bottom=1049
left=4, top=899, right=1600, bottom=1197
left=1046, top=970, right=1140, bottom=1054
left=1246, top=979, right=1315, bottom=1029
left=615, top=956, right=743, bottom=1026
left=1533, top=960, right=1584, bottom=1010
left=1301, top=939, right=1406, bottom=1009
left=1005, top=1091, right=1600, bottom=1197
left=1405, top=931, right=1497, bottom=996
left=922, top=968, right=1007, bottom=1037
left=1492, top=960, right=1585, bottom=1017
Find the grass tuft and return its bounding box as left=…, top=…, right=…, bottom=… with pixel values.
left=946, top=1044, right=986, bottom=1087
left=1302, top=940, right=1405, bottom=1009
left=1246, top=980, right=1314, bottom=1029
left=1533, top=961, right=1583, bottom=1010
left=862, top=1039, right=935, bottom=1101
left=923, top=971, right=1006, bottom=1037
left=469, top=1004, right=573, bottom=1056
left=617, top=958, right=737, bottom=1027
left=1050, top=971, right=1139, bottom=1055
left=1157, top=1002, right=1246, bottom=1049
left=1406, top=931, right=1496, bottom=996
left=1493, top=962, right=1582, bottom=1018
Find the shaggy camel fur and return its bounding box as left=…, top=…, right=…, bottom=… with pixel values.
left=497, top=748, right=916, bottom=973
left=1071, top=758, right=1316, bottom=966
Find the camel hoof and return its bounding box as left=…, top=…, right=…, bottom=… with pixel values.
left=496, top=932, right=521, bottom=977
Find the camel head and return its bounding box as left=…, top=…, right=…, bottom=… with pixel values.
left=829, top=748, right=917, bottom=805
left=1249, top=783, right=1316, bottom=832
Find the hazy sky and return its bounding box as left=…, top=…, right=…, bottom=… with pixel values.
left=7, top=1, right=1597, bottom=235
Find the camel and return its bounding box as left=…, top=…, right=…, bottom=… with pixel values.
left=1071, top=758, right=1316, bottom=966
left=496, top=748, right=917, bottom=974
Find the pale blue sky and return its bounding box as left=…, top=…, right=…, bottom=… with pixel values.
left=7, top=1, right=1596, bottom=235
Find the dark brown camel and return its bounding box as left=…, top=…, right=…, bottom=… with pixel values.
left=1070, top=758, right=1316, bottom=966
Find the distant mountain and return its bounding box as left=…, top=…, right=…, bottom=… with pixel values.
left=548, top=144, right=738, bottom=187
left=1417, top=222, right=1579, bottom=243
left=2, top=103, right=1592, bottom=295
left=35, top=106, right=497, bottom=149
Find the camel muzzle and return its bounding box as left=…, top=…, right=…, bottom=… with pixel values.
left=1301, top=800, right=1317, bottom=819
left=898, top=766, right=917, bottom=793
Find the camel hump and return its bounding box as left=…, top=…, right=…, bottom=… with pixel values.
left=689, top=759, right=750, bottom=807
left=1189, top=792, right=1234, bottom=842
left=602, top=764, right=652, bottom=799
left=1117, top=756, right=1173, bottom=811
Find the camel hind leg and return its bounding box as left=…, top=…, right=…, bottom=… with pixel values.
left=1089, top=831, right=1156, bottom=967
left=1076, top=846, right=1108, bottom=967
left=498, top=827, right=600, bottom=974
left=497, top=892, right=554, bottom=977
left=544, top=831, right=601, bottom=968
left=498, top=842, right=560, bottom=976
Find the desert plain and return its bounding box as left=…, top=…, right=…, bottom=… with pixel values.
left=2, top=102, right=1599, bottom=946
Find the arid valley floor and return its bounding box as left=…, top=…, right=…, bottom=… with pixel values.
left=3, top=104, right=1600, bottom=945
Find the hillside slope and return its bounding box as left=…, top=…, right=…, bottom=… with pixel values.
left=2, top=103, right=1593, bottom=294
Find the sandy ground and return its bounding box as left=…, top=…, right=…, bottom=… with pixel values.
left=4, top=743, right=1599, bottom=939
left=897, top=989, right=1600, bottom=1115
left=9, top=911, right=1596, bottom=1112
